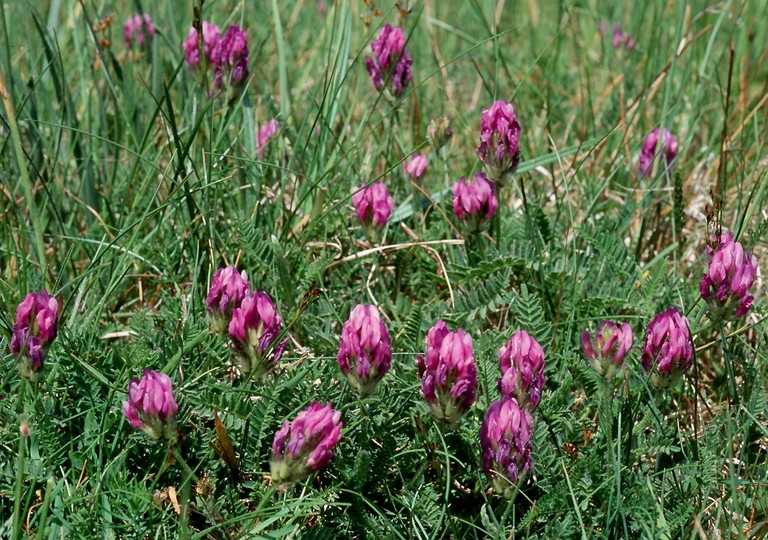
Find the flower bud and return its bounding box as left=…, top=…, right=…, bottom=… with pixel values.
left=365, top=24, right=412, bottom=101
left=403, top=154, right=428, bottom=181
left=11, top=289, right=59, bottom=381
left=228, top=292, right=288, bottom=378
left=477, top=100, right=521, bottom=185
left=183, top=21, right=221, bottom=67
left=123, top=13, right=154, bottom=49
left=337, top=304, right=392, bottom=396
left=427, top=116, right=453, bottom=152
left=498, top=330, right=545, bottom=410
left=453, top=172, right=498, bottom=230
left=271, top=402, right=343, bottom=486
left=415, top=321, right=477, bottom=427
left=581, top=321, right=633, bottom=380
left=206, top=266, right=250, bottom=334
left=641, top=307, right=693, bottom=388
left=257, top=119, right=280, bottom=159
left=480, top=398, right=534, bottom=498
left=122, top=369, right=178, bottom=441
left=352, top=181, right=394, bottom=237
left=638, top=127, right=678, bottom=177
left=699, top=233, right=758, bottom=321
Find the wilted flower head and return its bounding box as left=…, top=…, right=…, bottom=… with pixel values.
left=403, top=154, right=428, bottom=181
left=228, top=291, right=288, bottom=378
left=477, top=100, right=522, bottom=184
left=271, top=402, right=343, bottom=486
left=415, top=321, right=477, bottom=427
left=699, top=233, right=758, bottom=321
left=183, top=21, right=221, bottom=67
left=365, top=24, right=412, bottom=101
left=480, top=398, right=534, bottom=498
left=641, top=307, right=693, bottom=388
left=337, top=304, right=392, bottom=396
left=498, top=330, right=545, bottom=410
left=352, top=181, right=394, bottom=235
left=453, top=172, right=498, bottom=230
left=10, top=289, right=59, bottom=381
left=427, top=116, right=453, bottom=152
left=581, top=321, right=633, bottom=379
left=257, top=119, right=280, bottom=158
left=124, top=13, right=154, bottom=49
left=122, top=369, right=178, bottom=441
left=206, top=266, right=250, bottom=334
left=215, top=25, right=249, bottom=86
left=638, top=127, right=678, bottom=177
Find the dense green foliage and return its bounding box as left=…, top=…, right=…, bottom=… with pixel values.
left=1, top=0, right=767, bottom=537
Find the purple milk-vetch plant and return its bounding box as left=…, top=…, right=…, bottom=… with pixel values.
left=699, top=233, right=758, bottom=321
left=206, top=266, right=250, bottom=334
left=480, top=397, right=534, bottom=498
left=403, top=154, right=428, bottom=181
left=453, top=172, right=498, bottom=230
left=477, top=100, right=522, bottom=185
left=337, top=304, right=392, bottom=396
left=271, top=402, right=342, bottom=486
left=257, top=119, right=280, bottom=158
left=183, top=21, right=221, bottom=67
left=122, top=369, right=179, bottom=441
left=365, top=24, right=412, bottom=101
left=228, top=291, right=288, bottom=378
left=352, top=181, right=394, bottom=239
left=498, top=330, right=545, bottom=410
left=415, top=321, right=477, bottom=427
left=641, top=307, right=693, bottom=388
left=638, top=127, right=678, bottom=177
left=11, top=289, right=59, bottom=381
left=581, top=321, right=634, bottom=380
left=215, top=25, right=249, bottom=87
left=123, top=13, right=154, bottom=49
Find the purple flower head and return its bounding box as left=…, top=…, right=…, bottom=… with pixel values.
left=122, top=369, right=178, bottom=441
left=352, top=181, right=394, bottom=234
left=183, top=21, right=221, bottom=67
left=206, top=266, right=250, bottom=334
left=257, top=119, right=280, bottom=159
left=453, top=172, right=498, bottom=230
left=11, top=289, right=59, bottom=381
left=365, top=24, right=412, bottom=101
left=612, top=24, right=624, bottom=49
left=228, top=291, right=288, bottom=378
left=641, top=307, right=693, bottom=388
left=477, top=100, right=522, bottom=184
left=271, top=402, right=343, bottom=486
left=480, top=398, right=534, bottom=498
left=427, top=116, right=453, bottom=152
left=699, top=233, right=758, bottom=321
left=403, top=154, right=428, bottom=181
left=415, top=321, right=477, bottom=427
left=498, top=330, right=545, bottom=410
left=213, top=25, right=249, bottom=88
left=124, top=13, right=154, bottom=49
left=581, top=321, right=634, bottom=379
left=638, top=127, right=678, bottom=177
left=337, top=304, right=392, bottom=396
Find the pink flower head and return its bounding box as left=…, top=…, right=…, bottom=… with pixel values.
left=403, top=154, right=428, bottom=181
left=453, top=172, right=498, bottom=229
left=214, top=25, right=249, bottom=87
left=638, top=127, right=678, bottom=177
left=271, top=402, right=343, bottom=486
left=122, top=369, right=178, bottom=441
left=206, top=266, right=250, bottom=334
left=228, top=291, right=288, bottom=378
left=257, top=119, right=280, bottom=159
left=183, top=21, right=222, bottom=67
left=123, top=13, right=154, bottom=49
left=581, top=321, right=634, bottom=379
left=477, top=100, right=522, bottom=184
left=365, top=24, right=412, bottom=100
left=10, top=289, right=59, bottom=381
left=641, top=307, right=693, bottom=388
left=498, top=330, right=545, bottom=410
left=480, top=398, right=534, bottom=498
left=337, top=304, right=392, bottom=396
left=352, top=181, right=394, bottom=232
left=612, top=23, right=624, bottom=49
left=699, top=233, right=758, bottom=320
left=415, top=321, right=477, bottom=427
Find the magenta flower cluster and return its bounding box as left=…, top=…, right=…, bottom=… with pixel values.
left=416, top=321, right=477, bottom=427
left=337, top=304, right=392, bottom=396
left=183, top=21, right=249, bottom=89
left=352, top=181, right=394, bottom=233
left=206, top=266, right=250, bottom=334
left=498, top=331, right=546, bottom=410
left=11, top=289, right=59, bottom=381
left=122, top=369, right=179, bottom=441
left=257, top=119, right=280, bottom=159
left=123, top=13, right=154, bottom=50
left=641, top=307, right=693, bottom=388
left=453, top=173, right=498, bottom=230
left=365, top=24, right=412, bottom=100
left=477, top=100, right=522, bottom=184
left=638, top=127, right=678, bottom=177
left=581, top=321, right=634, bottom=380
left=403, top=154, right=428, bottom=181
left=699, top=233, right=758, bottom=320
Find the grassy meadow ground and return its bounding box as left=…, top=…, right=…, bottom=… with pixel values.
left=1, top=0, right=768, bottom=537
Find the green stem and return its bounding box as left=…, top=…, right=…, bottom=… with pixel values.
left=174, top=451, right=199, bottom=540
left=719, top=324, right=739, bottom=406
left=34, top=478, right=56, bottom=540
left=13, top=382, right=27, bottom=540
